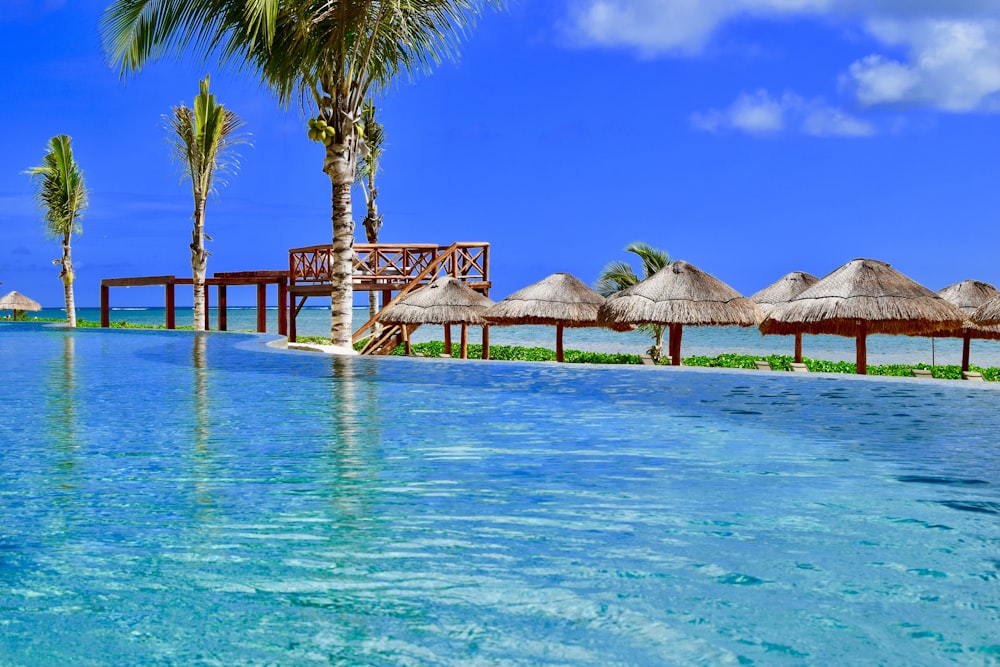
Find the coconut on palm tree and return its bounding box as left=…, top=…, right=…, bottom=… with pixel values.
left=358, top=99, right=386, bottom=326
left=168, top=75, right=247, bottom=331
left=25, top=135, right=88, bottom=327
left=102, top=0, right=504, bottom=348
left=595, top=242, right=671, bottom=362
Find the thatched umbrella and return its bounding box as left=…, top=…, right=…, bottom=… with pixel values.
left=751, top=271, right=819, bottom=363
left=932, top=280, right=1000, bottom=372
left=378, top=277, right=494, bottom=359
left=0, top=291, right=42, bottom=320
left=598, top=260, right=765, bottom=366
left=482, top=272, right=605, bottom=362
left=760, top=258, right=967, bottom=374
left=969, top=290, right=1000, bottom=334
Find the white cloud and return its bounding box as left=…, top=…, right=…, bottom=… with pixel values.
left=568, top=0, right=830, bottom=55
left=567, top=0, right=1000, bottom=113
left=844, top=19, right=1000, bottom=111
left=691, top=89, right=875, bottom=136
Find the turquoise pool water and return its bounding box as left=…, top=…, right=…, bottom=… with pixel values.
left=2, top=324, right=999, bottom=665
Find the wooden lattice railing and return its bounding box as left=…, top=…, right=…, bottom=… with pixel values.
left=289, top=242, right=489, bottom=288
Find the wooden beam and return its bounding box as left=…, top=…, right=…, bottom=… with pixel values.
left=100, top=285, right=109, bottom=327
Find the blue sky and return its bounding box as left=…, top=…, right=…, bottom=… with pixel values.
left=2, top=0, right=1000, bottom=308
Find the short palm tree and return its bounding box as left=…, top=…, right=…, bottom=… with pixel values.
left=102, top=0, right=504, bottom=348
left=25, top=135, right=88, bottom=327
left=357, top=99, right=386, bottom=325
left=595, top=242, right=671, bottom=362
left=168, top=75, right=247, bottom=331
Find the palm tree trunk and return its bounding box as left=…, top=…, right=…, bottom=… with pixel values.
left=61, top=231, right=76, bottom=328
left=191, top=204, right=208, bottom=332
left=364, top=172, right=382, bottom=329
left=325, top=142, right=356, bottom=348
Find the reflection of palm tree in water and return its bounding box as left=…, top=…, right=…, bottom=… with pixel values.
left=44, top=333, right=79, bottom=543
left=191, top=333, right=216, bottom=522
left=327, top=356, right=381, bottom=525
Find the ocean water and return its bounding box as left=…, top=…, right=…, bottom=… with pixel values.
left=1, top=324, right=999, bottom=665
left=25, top=305, right=1000, bottom=368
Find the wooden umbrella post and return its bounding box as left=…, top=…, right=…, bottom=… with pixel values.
left=669, top=323, right=683, bottom=366
left=460, top=323, right=469, bottom=359
left=444, top=324, right=452, bottom=356
left=962, top=330, right=972, bottom=372
left=555, top=323, right=564, bottom=362
left=794, top=332, right=803, bottom=364
left=481, top=325, right=490, bottom=360
left=855, top=320, right=867, bottom=375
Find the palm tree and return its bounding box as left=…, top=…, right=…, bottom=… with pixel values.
left=168, top=75, right=247, bottom=331
left=102, top=0, right=504, bottom=348
left=357, top=99, right=386, bottom=325
left=25, top=135, right=88, bottom=328
left=595, top=242, right=671, bottom=362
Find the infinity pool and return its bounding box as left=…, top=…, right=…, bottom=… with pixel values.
left=2, top=324, right=999, bottom=665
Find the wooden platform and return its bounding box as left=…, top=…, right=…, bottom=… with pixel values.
left=99, top=242, right=491, bottom=350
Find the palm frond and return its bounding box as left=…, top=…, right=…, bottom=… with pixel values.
left=25, top=135, right=88, bottom=238
left=624, top=241, right=670, bottom=279
left=594, top=260, right=640, bottom=297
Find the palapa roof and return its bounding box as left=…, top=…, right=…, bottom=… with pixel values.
left=597, top=260, right=764, bottom=327
left=0, top=291, right=42, bottom=312
left=971, top=293, right=1000, bottom=327
left=760, top=258, right=967, bottom=337
left=750, top=271, right=819, bottom=313
left=932, top=280, right=1000, bottom=339
left=482, top=272, right=605, bottom=327
left=377, top=277, right=493, bottom=325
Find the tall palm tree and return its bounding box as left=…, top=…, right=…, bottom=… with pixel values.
left=25, top=135, right=88, bottom=328
left=595, top=242, right=671, bottom=362
left=357, top=99, right=385, bottom=325
left=102, top=0, right=504, bottom=348
left=168, top=75, right=247, bottom=331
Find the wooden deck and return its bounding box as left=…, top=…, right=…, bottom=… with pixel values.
left=99, top=242, right=491, bottom=353
left=288, top=242, right=491, bottom=344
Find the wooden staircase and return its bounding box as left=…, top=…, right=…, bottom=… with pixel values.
left=352, top=243, right=464, bottom=354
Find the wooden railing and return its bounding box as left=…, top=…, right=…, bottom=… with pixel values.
left=289, top=242, right=489, bottom=288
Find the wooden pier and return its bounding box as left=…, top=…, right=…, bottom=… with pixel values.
left=99, top=242, right=490, bottom=353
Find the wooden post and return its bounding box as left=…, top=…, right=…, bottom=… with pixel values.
left=277, top=278, right=287, bottom=336
left=289, top=295, right=297, bottom=342
left=482, top=325, right=490, bottom=360
left=403, top=324, right=412, bottom=355
left=794, top=332, right=803, bottom=364
left=100, top=284, right=109, bottom=328
left=218, top=285, right=228, bottom=331
left=256, top=283, right=267, bottom=332
left=460, top=323, right=469, bottom=359
left=670, top=323, right=683, bottom=365
left=556, top=323, right=564, bottom=362
left=204, top=286, right=210, bottom=331
left=855, top=321, right=867, bottom=375
left=165, top=281, right=176, bottom=330
left=962, top=331, right=972, bottom=372
left=444, top=324, right=452, bottom=356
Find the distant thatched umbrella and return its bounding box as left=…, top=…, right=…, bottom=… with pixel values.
left=378, top=277, right=494, bottom=359
left=0, top=291, right=42, bottom=320
left=970, top=290, right=1000, bottom=330
left=751, top=271, right=819, bottom=363
left=932, top=280, right=1000, bottom=372
left=482, top=272, right=605, bottom=362
left=598, top=260, right=764, bottom=365
left=760, top=258, right=967, bottom=374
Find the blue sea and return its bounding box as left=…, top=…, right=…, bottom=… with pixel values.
left=24, top=305, right=1000, bottom=367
